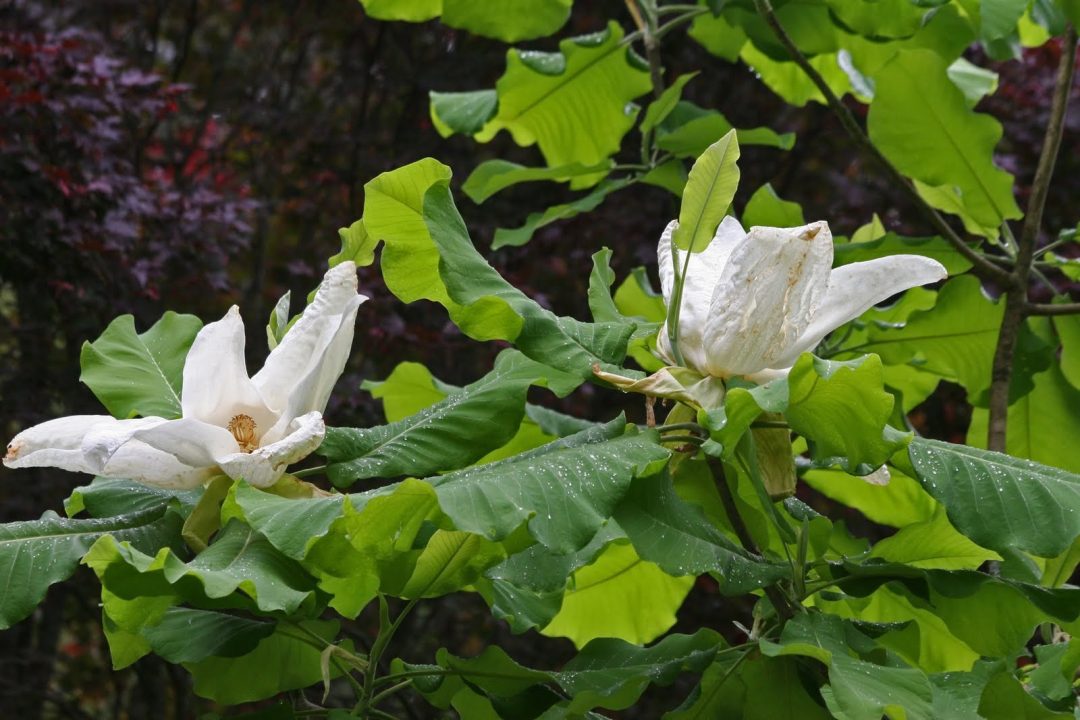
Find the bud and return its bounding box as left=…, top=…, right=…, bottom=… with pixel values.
left=752, top=412, right=796, bottom=500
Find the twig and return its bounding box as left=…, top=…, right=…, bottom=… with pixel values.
left=708, top=458, right=797, bottom=621
left=1025, top=301, right=1080, bottom=316
left=987, top=26, right=1077, bottom=452
left=751, top=0, right=1013, bottom=286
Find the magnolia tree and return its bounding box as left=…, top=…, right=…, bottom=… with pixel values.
left=4, top=1, right=1080, bottom=718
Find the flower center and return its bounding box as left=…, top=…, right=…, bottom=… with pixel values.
left=227, top=414, right=258, bottom=453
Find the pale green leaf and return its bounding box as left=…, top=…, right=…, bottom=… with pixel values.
left=672, top=130, right=740, bottom=252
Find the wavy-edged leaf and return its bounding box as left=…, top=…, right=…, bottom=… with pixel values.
left=79, top=311, right=202, bottom=419
left=868, top=49, right=1021, bottom=233
left=143, top=607, right=275, bottom=664
left=0, top=504, right=180, bottom=629
left=492, top=176, right=634, bottom=249
left=438, top=22, right=651, bottom=187
left=462, top=159, right=612, bottom=203
left=657, top=103, right=792, bottom=159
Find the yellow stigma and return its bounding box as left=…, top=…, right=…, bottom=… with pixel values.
left=227, top=414, right=258, bottom=453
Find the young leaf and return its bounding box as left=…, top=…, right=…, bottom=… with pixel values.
left=671, top=130, right=740, bottom=252
left=462, top=159, right=612, bottom=204
left=492, top=177, right=633, bottom=248
left=640, top=72, right=699, bottom=134
left=80, top=312, right=202, bottom=419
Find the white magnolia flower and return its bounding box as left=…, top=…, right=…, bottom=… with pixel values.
left=657, top=217, right=948, bottom=383
left=4, top=262, right=366, bottom=489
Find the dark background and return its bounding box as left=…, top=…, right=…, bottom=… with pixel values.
left=0, top=0, right=1075, bottom=716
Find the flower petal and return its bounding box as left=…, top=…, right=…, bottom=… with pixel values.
left=132, top=418, right=240, bottom=468
left=253, top=262, right=365, bottom=437
left=657, top=216, right=746, bottom=370
left=769, top=254, right=948, bottom=370
left=102, top=440, right=214, bottom=489
left=181, top=307, right=276, bottom=432
left=4, top=415, right=113, bottom=473
left=216, top=411, right=325, bottom=488
left=701, top=221, right=833, bottom=377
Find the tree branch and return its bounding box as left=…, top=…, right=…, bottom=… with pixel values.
left=752, top=0, right=1013, bottom=286
left=987, top=26, right=1077, bottom=452
left=1025, top=301, right=1080, bottom=316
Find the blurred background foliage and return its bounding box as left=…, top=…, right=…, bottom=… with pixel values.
left=0, top=0, right=1076, bottom=717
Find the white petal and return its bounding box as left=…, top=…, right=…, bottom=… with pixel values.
left=4, top=415, right=113, bottom=474
left=102, top=440, right=214, bottom=489
left=181, top=306, right=276, bottom=431
left=701, top=221, right=833, bottom=377
left=657, top=216, right=746, bottom=371
left=769, top=254, right=948, bottom=369
left=81, top=416, right=170, bottom=473
left=253, top=262, right=365, bottom=430
left=216, top=411, right=325, bottom=488
left=132, top=418, right=240, bottom=468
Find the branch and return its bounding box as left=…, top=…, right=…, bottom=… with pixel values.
left=751, top=0, right=1013, bottom=286
left=987, top=25, right=1077, bottom=452
left=1025, top=301, right=1080, bottom=316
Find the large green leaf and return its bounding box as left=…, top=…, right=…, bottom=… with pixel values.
left=656, top=103, right=793, bottom=159
left=424, top=179, right=638, bottom=380
left=319, top=350, right=550, bottom=486
left=361, top=0, right=571, bottom=42
left=801, top=466, right=938, bottom=528
left=541, top=540, right=694, bottom=647
left=79, top=312, right=202, bottom=419
left=614, top=473, right=789, bottom=593
left=787, top=354, right=909, bottom=471
left=672, top=131, right=741, bottom=252
left=428, top=417, right=669, bottom=553
left=142, top=607, right=275, bottom=664
left=492, top=177, right=634, bottom=249
left=908, top=438, right=1080, bottom=557
left=185, top=619, right=348, bottom=704
left=832, top=233, right=974, bottom=275
left=65, top=476, right=201, bottom=519
left=0, top=504, right=180, bottom=629
left=868, top=49, right=1021, bottom=232
left=462, top=159, right=612, bottom=203
left=444, top=22, right=651, bottom=187
left=741, top=183, right=804, bottom=228
left=869, top=510, right=1001, bottom=570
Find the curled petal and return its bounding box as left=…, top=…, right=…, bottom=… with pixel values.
left=216, top=411, right=326, bottom=488
left=4, top=415, right=114, bottom=474
left=702, top=221, right=833, bottom=377
left=101, top=440, right=214, bottom=489
left=181, top=306, right=276, bottom=431
left=594, top=365, right=726, bottom=411
left=657, top=216, right=746, bottom=370
left=132, top=417, right=240, bottom=468
left=769, top=254, right=948, bottom=370
left=253, top=262, right=365, bottom=436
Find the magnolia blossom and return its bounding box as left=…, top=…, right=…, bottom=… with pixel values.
left=4, top=262, right=366, bottom=489
left=657, top=217, right=948, bottom=383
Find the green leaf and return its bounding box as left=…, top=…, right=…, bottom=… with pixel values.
left=85, top=519, right=319, bottom=616
left=464, top=22, right=651, bottom=187
left=221, top=482, right=349, bottom=560
left=462, top=159, right=612, bottom=203
left=980, top=0, right=1029, bottom=41
left=185, top=619, right=348, bottom=704
left=425, top=180, right=637, bottom=382
left=319, top=350, right=546, bottom=486
left=1054, top=312, right=1080, bottom=389
left=966, top=365, right=1080, bottom=473
left=359, top=0, right=440, bottom=22
left=787, top=354, right=909, bottom=470
left=640, top=72, right=699, bottom=134
left=330, top=219, right=378, bottom=268
left=672, top=131, right=741, bottom=252
left=142, top=607, right=275, bottom=663
left=614, top=473, right=790, bottom=593
left=869, top=510, right=1002, bottom=570
left=399, top=529, right=506, bottom=598
left=0, top=504, right=180, bottom=629
left=428, top=417, right=669, bottom=553
left=801, top=466, right=938, bottom=528
left=364, top=361, right=453, bottom=422
left=656, top=103, right=793, bottom=159
left=440, top=0, right=572, bottom=42
left=688, top=12, right=748, bottom=62
left=947, top=57, right=1000, bottom=108
left=977, top=671, right=1073, bottom=719
left=741, top=183, right=804, bottom=228
left=492, top=177, right=634, bottom=249
left=908, top=437, right=1080, bottom=557
left=868, top=49, right=1021, bottom=232
left=541, top=540, right=694, bottom=647
left=79, top=311, right=202, bottom=419
left=65, top=476, right=200, bottom=519
left=430, top=90, right=498, bottom=135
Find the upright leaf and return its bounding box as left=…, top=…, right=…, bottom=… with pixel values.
left=80, top=312, right=202, bottom=419
left=672, top=131, right=740, bottom=252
